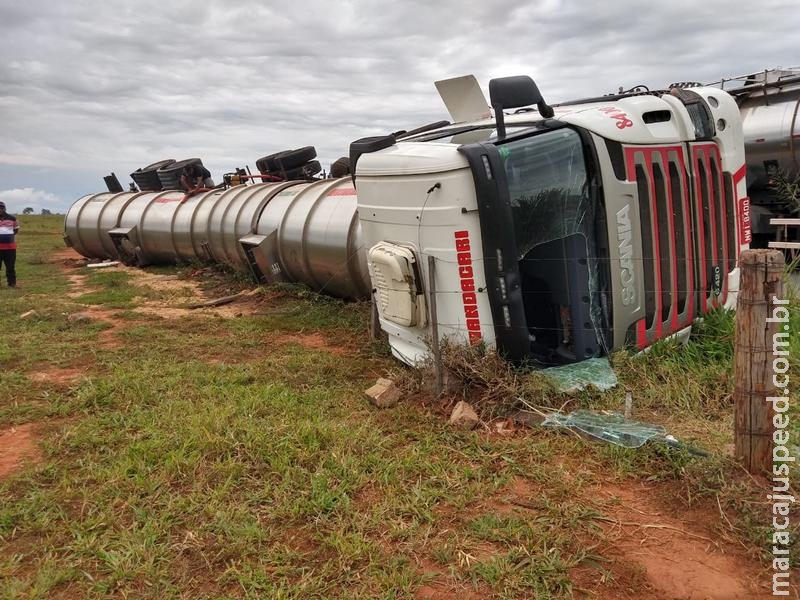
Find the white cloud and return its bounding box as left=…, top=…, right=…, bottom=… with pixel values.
left=0, top=0, right=798, bottom=208
left=0, top=188, right=65, bottom=214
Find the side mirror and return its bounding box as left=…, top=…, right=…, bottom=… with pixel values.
left=489, top=76, right=554, bottom=139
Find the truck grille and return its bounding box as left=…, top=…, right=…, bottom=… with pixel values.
left=625, top=146, right=694, bottom=348
left=690, top=143, right=732, bottom=312
left=624, top=142, right=739, bottom=350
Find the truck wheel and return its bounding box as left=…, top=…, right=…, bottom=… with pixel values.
left=256, top=152, right=285, bottom=174
left=276, top=160, right=321, bottom=181
left=131, top=159, right=176, bottom=191
left=157, top=158, right=202, bottom=190
left=330, top=157, right=350, bottom=178
left=275, top=146, right=317, bottom=171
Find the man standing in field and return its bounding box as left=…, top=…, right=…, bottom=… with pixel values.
left=0, top=201, right=19, bottom=288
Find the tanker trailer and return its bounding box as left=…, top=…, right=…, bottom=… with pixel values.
left=712, top=68, right=800, bottom=245
left=64, top=178, right=370, bottom=300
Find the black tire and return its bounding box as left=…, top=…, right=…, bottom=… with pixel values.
left=283, top=160, right=321, bottom=180
left=329, top=156, right=350, bottom=178
left=275, top=146, right=316, bottom=171
left=141, top=159, right=176, bottom=172
left=157, top=158, right=202, bottom=190
left=131, top=171, right=161, bottom=192
left=131, top=158, right=175, bottom=191
left=255, top=152, right=285, bottom=174
left=265, top=160, right=321, bottom=181
left=256, top=147, right=316, bottom=173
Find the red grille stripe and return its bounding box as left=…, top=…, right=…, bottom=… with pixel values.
left=711, top=145, right=728, bottom=305
left=691, top=146, right=709, bottom=313
left=636, top=319, right=647, bottom=350
left=679, top=149, right=694, bottom=327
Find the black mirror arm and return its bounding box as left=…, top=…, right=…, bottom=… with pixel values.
left=493, top=104, right=507, bottom=140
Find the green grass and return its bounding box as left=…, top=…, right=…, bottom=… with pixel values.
left=0, top=216, right=796, bottom=598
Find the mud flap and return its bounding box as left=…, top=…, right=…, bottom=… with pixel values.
left=239, top=233, right=286, bottom=284
left=107, top=226, right=142, bottom=266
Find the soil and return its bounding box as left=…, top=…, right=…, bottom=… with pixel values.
left=28, top=367, right=83, bottom=386
left=54, top=249, right=265, bottom=343
left=583, top=480, right=773, bottom=599
left=272, top=331, right=357, bottom=356
left=41, top=248, right=783, bottom=598
left=0, top=423, right=41, bottom=480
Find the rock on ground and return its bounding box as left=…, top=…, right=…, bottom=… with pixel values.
left=449, top=400, right=480, bottom=430
left=365, top=378, right=401, bottom=408
left=67, top=312, right=93, bottom=324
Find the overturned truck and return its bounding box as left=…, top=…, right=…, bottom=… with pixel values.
left=65, top=75, right=749, bottom=367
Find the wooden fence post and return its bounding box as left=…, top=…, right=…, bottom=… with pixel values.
left=734, top=249, right=785, bottom=474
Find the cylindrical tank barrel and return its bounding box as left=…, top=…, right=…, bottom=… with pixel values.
left=63, top=178, right=371, bottom=300
left=63, top=191, right=143, bottom=259
left=739, top=84, right=800, bottom=190
left=253, top=178, right=371, bottom=299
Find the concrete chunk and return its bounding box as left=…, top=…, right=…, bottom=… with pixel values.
left=365, top=377, right=401, bottom=408
left=449, top=400, right=479, bottom=430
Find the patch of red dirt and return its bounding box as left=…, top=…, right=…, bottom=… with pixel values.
left=273, top=332, right=356, bottom=356
left=81, top=308, right=127, bottom=349
left=586, top=481, right=772, bottom=599
left=283, top=527, right=318, bottom=554
left=414, top=553, right=489, bottom=600
left=50, top=247, right=85, bottom=263
left=65, top=273, right=90, bottom=298
left=0, top=423, right=41, bottom=480
left=28, top=367, right=84, bottom=386
left=479, top=475, right=543, bottom=516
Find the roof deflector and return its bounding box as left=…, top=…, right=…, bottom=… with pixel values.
left=434, top=75, right=491, bottom=123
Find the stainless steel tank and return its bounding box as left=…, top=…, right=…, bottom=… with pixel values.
left=242, top=178, right=371, bottom=299
left=64, top=191, right=144, bottom=259
left=726, top=70, right=800, bottom=190
left=63, top=178, right=371, bottom=300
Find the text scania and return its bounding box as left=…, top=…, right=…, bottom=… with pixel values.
left=616, top=204, right=636, bottom=306
left=454, top=230, right=482, bottom=342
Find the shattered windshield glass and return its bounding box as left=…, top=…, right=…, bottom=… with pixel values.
left=498, top=128, right=608, bottom=364
left=499, top=129, right=590, bottom=259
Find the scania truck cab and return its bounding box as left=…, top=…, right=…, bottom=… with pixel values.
left=354, top=76, right=750, bottom=366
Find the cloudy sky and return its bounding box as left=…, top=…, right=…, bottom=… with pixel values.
left=0, top=0, right=797, bottom=213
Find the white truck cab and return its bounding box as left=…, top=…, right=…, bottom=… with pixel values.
left=353, top=75, right=750, bottom=366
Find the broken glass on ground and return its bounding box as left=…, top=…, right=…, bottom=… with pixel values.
left=542, top=409, right=666, bottom=448
left=541, top=357, right=618, bottom=392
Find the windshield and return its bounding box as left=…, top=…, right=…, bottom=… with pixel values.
left=500, top=129, right=590, bottom=257
left=497, top=128, right=608, bottom=364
